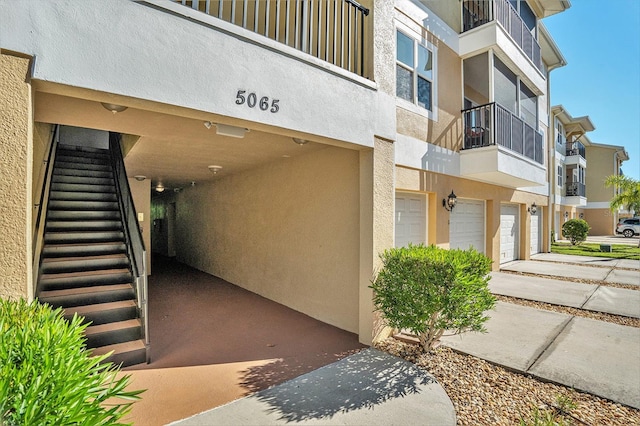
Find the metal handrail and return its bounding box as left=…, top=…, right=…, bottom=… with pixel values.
left=177, top=0, right=370, bottom=77
left=32, top=124, right=60, bottom=296
left=108, top=133, right=149, bottom=357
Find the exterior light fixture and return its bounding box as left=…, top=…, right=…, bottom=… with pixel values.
left=528, top=202, right=537, bottom=215
left=442, top=190, right=457, bottom=212
left=204, top=121, right=248, bottom=138
left=293, top=138, right=309, bottom=145
left=564, top=211, right=569, bottom=219
left=134, top=175, right=146, bottom=181
left=208, top=165, right=223, bottom=175
left=579, top=212, right=584, bottom=219
left=101, top=103, right=128, bottom=114
left=155, top=184, right=165, bottom=193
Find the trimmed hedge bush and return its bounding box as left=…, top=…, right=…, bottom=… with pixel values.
left=0, top=299, right=143, bottom=425
left=371, top=244, right=495, bottom=351
left=562, top=218, right=590, bottom=245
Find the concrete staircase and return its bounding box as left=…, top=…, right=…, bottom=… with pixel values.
left=37, top=144, right=147, bottom=367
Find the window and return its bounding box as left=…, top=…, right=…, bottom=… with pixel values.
left=557, top=165, right=563, bottom=187
left=396, top=30, right=435, bottom=114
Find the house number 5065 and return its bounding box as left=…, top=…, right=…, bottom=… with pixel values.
left=235, top=90, right=280, bottom=113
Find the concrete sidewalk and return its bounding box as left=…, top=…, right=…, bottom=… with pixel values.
left=532, top=252, right=640, bottom=270
left=501, top=259, right=640, bottom=287
left=170, top=348, right=456, bottom=425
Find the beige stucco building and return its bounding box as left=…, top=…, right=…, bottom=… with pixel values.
left=2, top=0, right=581, bottom=360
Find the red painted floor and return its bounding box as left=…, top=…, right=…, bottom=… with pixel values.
left=120, top=256, right=366, bottom=425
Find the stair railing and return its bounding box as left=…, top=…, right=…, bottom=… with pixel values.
left=108, top=133, right=149, bottom=361
left=32, top=124, right=60, bottom=297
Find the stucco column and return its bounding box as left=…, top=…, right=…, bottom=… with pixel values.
left=0, top=52, right=33, bottom=300
left=359, top=137, right=394, bottom=345
left=486, top=200, right=500, bottom=271
left=520, top=204, right=531, bottom=260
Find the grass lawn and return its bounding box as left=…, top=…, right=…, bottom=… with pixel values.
left=551, top=242, right=640, bottom=260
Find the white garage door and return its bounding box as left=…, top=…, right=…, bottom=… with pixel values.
left=395, top=193, right=426, bottom=248
left=450, top=199, right=485, bottom=253
left=500, top=204, right=520, bottom=263
left=530, top=209, right=541, bottom=255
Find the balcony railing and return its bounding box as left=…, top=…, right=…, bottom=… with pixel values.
left=177, top=0, right=370, bottom=77
left=462, top=0, right=542, bottom=71
left=462, top=102, right=544, bottom=165
left=566, top=141, right=586, bottom=159
left=565, top=181, right=586, bottom=197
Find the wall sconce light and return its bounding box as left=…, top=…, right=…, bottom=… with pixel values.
left=155, top=184, right=165, bottom=193
left=442, top=190, right=457, bottom=212
left=579, top=213, right=584, bottom=219
left=101, top=103, right=128, bottom=114
left=293, top=138, right=309, bottom=146
left=204, top=121, right=248, bottom=138
left=564, top=211, right=569, bottom=219
left=208, top=165, right=223, bottom=175
left=528, top=202, right=537, bottom=215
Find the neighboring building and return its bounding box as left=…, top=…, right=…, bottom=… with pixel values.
left=1, top=0, right=571, bottom=357
left=550, top=105, right=629, bottom=238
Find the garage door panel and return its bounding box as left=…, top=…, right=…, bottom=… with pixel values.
left=395, top=194, right=427, bottom=248
left=500, top=204, right=519, bottom=263
left=530, top=211, right=540, bottom=254
left=450, top=199, right=485, bottom=254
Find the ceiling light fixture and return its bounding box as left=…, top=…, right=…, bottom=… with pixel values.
left=101, top=102, right=128, bottom=114
left=155, top=184, right=165, bottom=193
left=204, top=121, right=248, bottom=138
left=208, top=165, right=223, bottom=175
left=293, top=138, right=309, bottom=146
left=134, top=175, right=146, bottom=181
left=203, top=121, right=213, bottom=129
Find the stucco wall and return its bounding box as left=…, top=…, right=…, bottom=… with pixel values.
left=585, top=146, right=616, bottom=202
left=0, top=53, right=32, bottom=300
left=584, top=209, right=616, bottom=236
left=174, top=146, right=361, bottom=333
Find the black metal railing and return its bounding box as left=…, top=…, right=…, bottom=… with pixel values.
left=109, top=133, right=149, bottom=359
left=462, top=102, right=544, bottom=165
left=565, top=141, right=586, bottom=159
left=177, top=0, right=370, bottom=77
left=565, top=181, right=586, bottom=197
left=462, top=0, right=541, bottom=71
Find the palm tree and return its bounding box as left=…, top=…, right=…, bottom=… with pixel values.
left=605, top=175, right=640, bottom=216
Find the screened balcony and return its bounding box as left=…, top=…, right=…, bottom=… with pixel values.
left=176, top=0, right=370, bottom=78
left=566, top=141, right=586, bottom=159
left=462, top=0, right=541, bottom=72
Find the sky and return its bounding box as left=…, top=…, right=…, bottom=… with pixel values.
left=543, top=0, right=640, bottom=181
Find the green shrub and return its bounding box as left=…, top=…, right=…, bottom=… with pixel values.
left=371, top=244, right=496, bottom=351
left=562, top=219, right=590, bottom=245
left=0, top=299, right=143, bottom=426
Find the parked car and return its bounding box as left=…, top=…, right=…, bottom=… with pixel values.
left=616, top=218, right=640, bottom=238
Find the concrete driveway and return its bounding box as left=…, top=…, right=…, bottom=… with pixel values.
left=441, top=253, right=640, bottom=409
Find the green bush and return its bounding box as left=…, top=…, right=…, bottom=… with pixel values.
left=561, top=218, right=590, bottom=245
left=371, top=244, right=496, bottom=351
left=0, top=299, right=143, bottom=426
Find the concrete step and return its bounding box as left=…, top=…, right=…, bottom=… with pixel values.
left=45, top=220, right=123, bottom=232
left=58, top=145, right=110, bottom=158
left=53, top=167, right=113, bottom=179
left=47, top=210, right=121, bottom=221
left=48, top=200, right=119, bottom=211
left=85, top=319, right=142, bottom=348
left=55, top=153, right=110, bottom=166
left=64, top=300, right=137, bottom=326
left=42, top=242, right=127, bottom=258
left=49, top=191, right=117, bottom=202
left=41, top=254, right=130, bottom=274
left=50, top=182, right=115, bottom=193
left=39, top=268, right=133, bottom=291
left=51, top=175, right=114, bottom=186
left=54, top=160, right=112, bottom=173
left=91, top=340, right=147, bottom=367
left=38, top=283, right=135, bottom=308
left=44, top=230, right=124, bottom=244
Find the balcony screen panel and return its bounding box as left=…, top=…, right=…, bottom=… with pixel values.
left=417, top=77, right=432, bottom=110
left=520, top=1, right=537, bottom=32
left=396, top=65, right=413, bottom=102
left=520, top=81, right=537, bottom=128
left=397, top=31, right=414, bottom=67
left=494, top=58, right=517, bottom=114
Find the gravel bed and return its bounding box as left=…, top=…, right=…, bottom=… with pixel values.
left=494, top=295, right=640, bottom=328
left=376, top=339, right=640, bottom=425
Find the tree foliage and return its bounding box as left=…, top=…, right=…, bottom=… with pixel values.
left=561, top=219, right=590, bottom=245
left=371, top=244, right=495, bottom=351
left=605, top=175, right=640, bottom=216
left=0, top=299, right=143, bottom=426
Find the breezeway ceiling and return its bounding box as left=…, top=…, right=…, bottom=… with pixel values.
left=34, top=91, right=327, bottom=191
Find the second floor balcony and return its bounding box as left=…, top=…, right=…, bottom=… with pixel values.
left=564, top=141, right=587, bottom=168
left=564, top=181, right=587, bottom=206
left=459, top=102, right=546, bottom=188
left=176, top=0, right=371, bottom=78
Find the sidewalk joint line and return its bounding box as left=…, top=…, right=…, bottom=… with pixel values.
left=580, top=285, right=601, bottom=310
left=525, top=315, right=574, bottom=373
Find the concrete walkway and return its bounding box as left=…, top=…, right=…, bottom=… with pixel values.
left=443, top=255, right=640, bottom=409
left=170, top=348, right=456, bottom=425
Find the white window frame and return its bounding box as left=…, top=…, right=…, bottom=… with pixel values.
left=557, top=165, right=563, bottom=187
left=395, top=23, right=438, bottom=121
